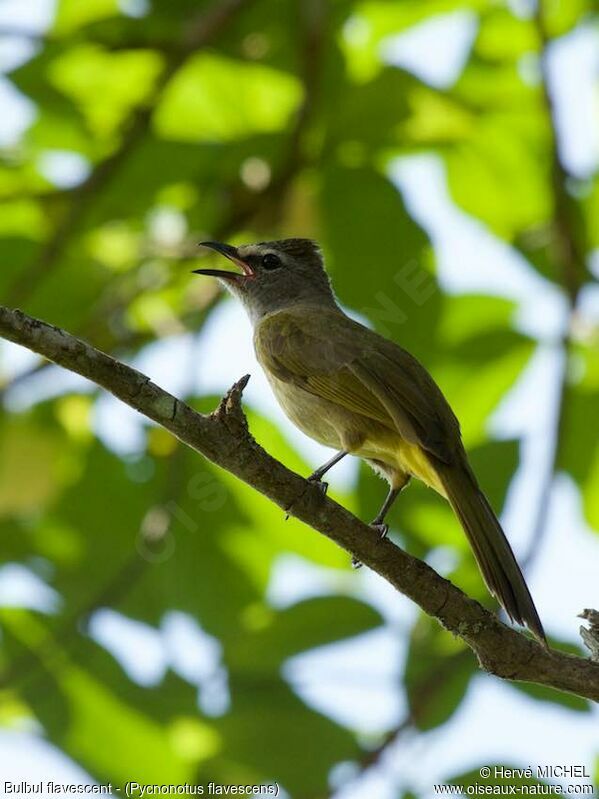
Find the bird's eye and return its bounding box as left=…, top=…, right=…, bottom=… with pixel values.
left=262, top=253, right=282, bottom=270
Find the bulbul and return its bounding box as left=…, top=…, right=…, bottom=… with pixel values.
left=194, top=238, right=545, bottom=642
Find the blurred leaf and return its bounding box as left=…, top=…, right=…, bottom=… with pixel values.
left=11, top=45, right=90, bottom=134
left=437, top=294, right=518, bottom=345
left=217, top=407, right=352, bottom=574
left=155, top=54, right=302, bottom=143
left=227, top=595, right=383, bottom=673
left=0, top=414, right=75, bottom=519
left=475, top=9, right=537, bottom=62
left=470, top=438, right=520, bottom=513
left=560, top=385, right=599, bottom=531
left=52, top=0, right=120, bottom=36
left=511, top=680, right=591, bottom=713
left=320, top=164, right=441, bottom=361
left=0, top=238, right=43, bottom=296
left=404, top=615, right=475, bottom=730
left=1, top=612, right=201, bottom=784
left=584, top=178, right=599, bottom=250
left=402, top=86, right=474, bottom=144
left=343, top=1, right=486, bottom=81
left=0, top=163, right=49, bottom=201
left=445, top=115, right=550, bottom=240
left=212, top=679, right=356, bottom=795
left=0, top=203, right=47, bottom=241
left=437, top=334, right=534, bottom=445
left=324, top=67, right=416, bottom=149
left=20, top=252, right=118, bottom=332
left=48, top=45, right=163, bottom=138
left=542, top=0, right=596, bottom=36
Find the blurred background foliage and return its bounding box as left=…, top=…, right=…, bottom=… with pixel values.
left=0, top=0, right=598, bottom=796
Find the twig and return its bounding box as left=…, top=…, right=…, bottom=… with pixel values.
left=579, top=609, right=599, bottom=662
left=1, top=305, right=598, bottom=702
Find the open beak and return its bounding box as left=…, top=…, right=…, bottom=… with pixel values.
left=193, top=241, right=254, bottom=281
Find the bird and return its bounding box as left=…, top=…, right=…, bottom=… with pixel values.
left=193, top=238, right=545, bottom=642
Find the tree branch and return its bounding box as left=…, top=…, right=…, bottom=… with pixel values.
left=1, top=305, right=598, bottom=703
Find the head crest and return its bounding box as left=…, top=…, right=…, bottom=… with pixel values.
left=258, top=238, right=322, bottom=260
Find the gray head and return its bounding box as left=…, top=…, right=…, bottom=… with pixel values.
left=193, top=238, right=338, bottom=323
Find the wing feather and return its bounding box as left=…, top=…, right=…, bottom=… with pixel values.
left=255, top=307, right=460, bottom=463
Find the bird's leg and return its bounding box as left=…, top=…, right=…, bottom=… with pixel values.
left=284, top=450, right=348, bottom=521
left=307, top=450, right=348, bottom=496
left=370, top=485, right=402, bottom=539
left=352, top=476, right=410, bottom=569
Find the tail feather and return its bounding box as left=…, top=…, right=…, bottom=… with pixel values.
left=437, top=462, right=545, bottom=643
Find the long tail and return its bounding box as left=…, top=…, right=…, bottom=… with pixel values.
left=436, top=461, right=545, bottom=643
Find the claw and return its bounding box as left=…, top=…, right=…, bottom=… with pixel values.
left=370, top=522, right=389, bottom=539
left=307, top=475, right=328, bottom=496
left=286, top=475, right=328, bottom=523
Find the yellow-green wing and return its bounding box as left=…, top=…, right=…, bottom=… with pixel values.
left=255, top=307, right=460, bottom=464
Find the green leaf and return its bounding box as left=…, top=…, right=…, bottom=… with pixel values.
left=0, top=413, right=76, bottom=520
left=542, top=0, right=595, bottom=37
left=475, top=9, right=537, bottom=62
left=215, top=406, right=352, bottom=573
left=154, top=54, right=302, bottom=143
left=444, top=114, right=550, bottom=240
left=52, top=0, right=121, bottom=36
left=436, top=334, right=534, bottom=445
left=511, top=680, right=591, bottom=713
left=323, top=67, right=416, bottom=149
left=226, top=595, right=382, bottom=673
left=0, top=238, right=43, bottom=296
left=437, top=295, right=518, bottom=345
left=584, top=178, right=599, bottom=250
left=48, top=45, right=163, bottom=138
left=319, top=164, right=441, bottom=362
left=559, top=385, right=599, bottom=532
left=212, top=679, right=357, bottom=795
left=1, top=612, right=204, bottom=784
left=342, top=1, right=487, bottom=81
left=404, top=615, right=475, bottom=730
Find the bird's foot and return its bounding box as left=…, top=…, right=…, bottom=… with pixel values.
left=350, top=522, right=388, bottom=568
left=370, top=521, right=389, bottom=539
left=285, top=475, right=328, bottom=521
left=307, top=474, right=329, bottom=495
